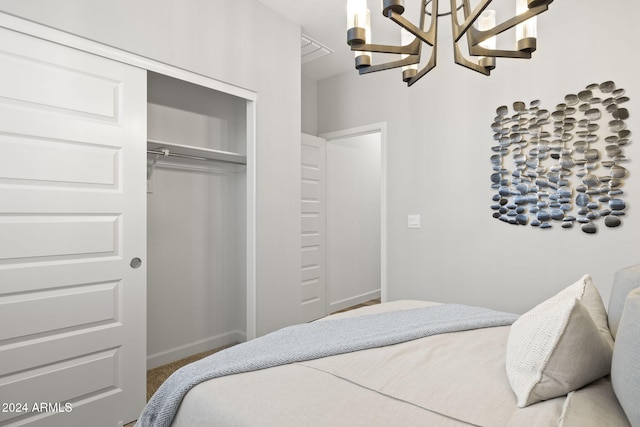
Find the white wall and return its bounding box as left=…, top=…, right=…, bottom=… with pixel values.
left=327, top=133, right=381, bottom=310
left=318, top=0, right=640, bottom=314
left=0, top=0, right=303, bottom=336
left=146, top=167, right=246, bottom=366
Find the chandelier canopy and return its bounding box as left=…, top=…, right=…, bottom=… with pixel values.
left=346, top=0, right=553, bottom=86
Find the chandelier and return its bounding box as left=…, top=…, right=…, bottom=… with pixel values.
left=346, top=0, right=553, bottom=86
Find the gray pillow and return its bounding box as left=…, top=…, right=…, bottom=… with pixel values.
left=611, top=287, right=640, bottom=427
left=608, top=264, right=640, bottom=339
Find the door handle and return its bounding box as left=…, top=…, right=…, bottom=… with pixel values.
left=130, top=257, right=142, bottom=269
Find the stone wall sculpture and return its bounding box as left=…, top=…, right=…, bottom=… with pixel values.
left=490, top=81, right=631, bottom=233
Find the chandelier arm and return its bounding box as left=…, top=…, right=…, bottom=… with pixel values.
left=469, top=4, right=549, bottom=46
left=450, top=2, right=490, bottom=77
left=386, top=1, right=436, bottom=46
left=468, top=45, right=532, bottom=59
left=406, top=61, right=437, bottom=86
left=405, top=0, right=438, bottom=86
left=351, top=37, right=420, bottom=55
left=406, top=44, right=438, bottom=86
left=422, top=0, right=437, bottom=44
left=453, top=41, right=491, bottom=75
left=452, top=0, right=493, bottom=42
left=358, top=54, right=421, bottom=75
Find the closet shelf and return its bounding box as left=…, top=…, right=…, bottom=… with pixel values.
left=147, top=139, right=247, bottom=165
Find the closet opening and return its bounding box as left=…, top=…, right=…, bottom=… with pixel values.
left=145, top=71, right=250, bottom=369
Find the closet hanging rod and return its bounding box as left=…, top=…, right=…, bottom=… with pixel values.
left=147, top=149, right=210, bottom=162
left=147, top=139, right=247, bottom=165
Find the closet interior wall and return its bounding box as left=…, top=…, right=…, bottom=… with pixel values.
left=146, top=72, right=247, bottom=369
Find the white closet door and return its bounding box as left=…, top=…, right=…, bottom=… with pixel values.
left=300, top=134, right=327, bottom=322
left=0, top=28, right=146, bottom=426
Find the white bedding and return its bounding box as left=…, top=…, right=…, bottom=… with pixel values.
left=171, top=300, right=630, bottom=426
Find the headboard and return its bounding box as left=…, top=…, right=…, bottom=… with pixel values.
left=610, top=264, right=640, bottom=427
left=608, top=263, right=640, bottom=338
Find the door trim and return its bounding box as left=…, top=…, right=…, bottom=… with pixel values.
left=320, top=122, right=388, bottom=303
left=0, top=13, right=256, bottom=102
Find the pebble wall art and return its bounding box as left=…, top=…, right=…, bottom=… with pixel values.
left=490, top=81, right=631, bottom=234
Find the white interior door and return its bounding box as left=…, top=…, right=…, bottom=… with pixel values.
left=0, top=27, right=146, bottom=426
left=300, top=134, right=327, bottom=322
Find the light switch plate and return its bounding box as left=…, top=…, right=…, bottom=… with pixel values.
left=408, top=214, right=421, bottom=229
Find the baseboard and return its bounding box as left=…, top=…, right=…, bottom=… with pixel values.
left=146, top=330, right=246, bottom=369
left=329, top=289, right=381, bottom=314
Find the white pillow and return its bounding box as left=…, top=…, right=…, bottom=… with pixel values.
left=506, top=274, right=614, bottom=407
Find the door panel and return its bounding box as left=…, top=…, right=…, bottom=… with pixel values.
left=0, top=27, right=146, bottom=427
left=0, top=133, right=120, bottom=186
left=300, top=134, right=327, bottom=322
left=0, top=214, right=119, bottom=260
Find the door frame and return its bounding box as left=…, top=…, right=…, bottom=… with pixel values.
left=0, top=12, right=259, bottom=339
left=320, top=122, right=388, bottom=303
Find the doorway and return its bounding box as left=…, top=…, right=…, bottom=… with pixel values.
left=325, top=129, right=383, bottom=313
left=299, top=123, right=386, bottom=321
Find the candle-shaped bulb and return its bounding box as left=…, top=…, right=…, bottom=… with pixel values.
left=516, top=0, right=537, bottom=52
left=477, top=10, right=496, bottom=70
left=347, top=0, right=369, bottom=46
left=478, top=10, right=496, bottom=49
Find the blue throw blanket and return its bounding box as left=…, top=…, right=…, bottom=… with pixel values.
left=136, top=304, right=518, bottom=427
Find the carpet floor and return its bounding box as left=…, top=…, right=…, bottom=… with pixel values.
left=123, top=343, right=236, bottom=426
left=330, top=298, right=381, bottom=314
left=145, top=343, right=237, bottom=402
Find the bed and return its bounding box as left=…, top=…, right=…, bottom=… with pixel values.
left=137, top=264, right=640, bottom=427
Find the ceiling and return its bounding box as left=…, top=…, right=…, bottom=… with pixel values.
left=256, top=0, right=352, bottom=81
left=257, top=0, right=401, bottom=82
